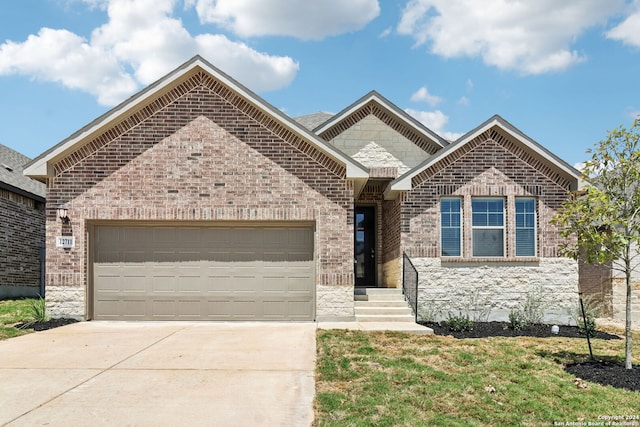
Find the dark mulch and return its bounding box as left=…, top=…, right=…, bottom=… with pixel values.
left=16, top=318, right=79, bottom=331
left=566, top=361, right=640, bottom=392
left=421, top=321, right=638, bottom=392
left=421, top=321, right=621, bottom=340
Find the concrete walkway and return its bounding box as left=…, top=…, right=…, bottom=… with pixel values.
left=0, top=322, right=316, bottom=426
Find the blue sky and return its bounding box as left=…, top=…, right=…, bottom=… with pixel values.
left=0, top=0, right=639, bottom=167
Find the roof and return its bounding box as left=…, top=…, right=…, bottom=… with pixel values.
left=294, top=112, right=334, bottom=130
left=0, top=144, right=45, bottom=201
left=385, top=114, right=581, bottom=199
left=313, top=90, right=448, bottom=153
left=24, top=56, right=369, bottom=194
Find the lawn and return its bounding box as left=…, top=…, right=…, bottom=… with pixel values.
left=314, top=328, right=640, bottom=427
left=0, top=298, right=38, bottom=340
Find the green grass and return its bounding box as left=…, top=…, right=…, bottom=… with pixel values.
left=315, top=329, right=640, bottom=426
left=0, top=298, right=39, bottom=340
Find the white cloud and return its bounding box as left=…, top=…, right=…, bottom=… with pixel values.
left=0, top=28, right=137, bottom=105
left=607, top=2, right=640, bottom=47
left=188, top=0, right=380, bottom=40
left=0, top=0, right=299, bottom=106
left=397, top=0, right=623, bottom=74
left=410, top=86, right=442, bottom=107
left=405, top=108, right=462, bottom=141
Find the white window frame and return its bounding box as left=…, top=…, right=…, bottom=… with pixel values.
left=515, top=197, right=537, bottom=257
left=440, top=197, right=463, bottom=257
left=471, top=197, right=505, bottom=257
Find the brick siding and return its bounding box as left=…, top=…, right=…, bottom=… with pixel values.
left=0, top=189, right=45, bottom=295
left=45, top=71, right=354, bottom=318
left=578, top=258, right=612, bottom=315
left=403, top=129, right=572, bottom=259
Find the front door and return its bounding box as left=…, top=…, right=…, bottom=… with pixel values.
left=355, top=206, right=376, bottom=287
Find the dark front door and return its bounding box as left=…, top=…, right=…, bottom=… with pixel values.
left=355, top=206, right=376, bottom=287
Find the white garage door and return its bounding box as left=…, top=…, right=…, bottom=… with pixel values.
left=92, top=224, right=315, bottom=321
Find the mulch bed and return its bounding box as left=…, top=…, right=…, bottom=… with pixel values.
left=16, top=318, right=79, bottom=331
left=421, top=321, right=639, bottom=392
left=422, top=321, right=621, bottom=340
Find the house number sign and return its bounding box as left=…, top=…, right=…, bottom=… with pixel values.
left=56, top=236, right=75, bottom=248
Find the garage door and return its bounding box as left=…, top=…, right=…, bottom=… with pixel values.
left=92, top=224, right=315, bottom=321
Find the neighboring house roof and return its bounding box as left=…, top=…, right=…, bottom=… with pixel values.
left=294, top=112, right=334, bottom=130
left=0, top=144, right=45, bottom=201
left=24, top=56, right=369, bottom=194
left=313, top=90, right=448, bottom=154
left=385, top=114, right=581, bottom=199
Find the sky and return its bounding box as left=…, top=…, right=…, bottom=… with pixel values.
left=0, top=0, right=639, bottom=168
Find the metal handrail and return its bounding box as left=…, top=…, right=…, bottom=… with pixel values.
left=402, top=252, right=418, bottom=322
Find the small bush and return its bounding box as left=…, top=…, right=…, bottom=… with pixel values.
left=569, top=295, right=602, bottom=336
left=508, top=308, right=527, bottom=331
left=418, top=301, right=443, bottom=323
left=28, top=297, right=49, bottom=323
left=446, top=312, right=474, bottom=332
left=519, top=286, right=548, bottom=325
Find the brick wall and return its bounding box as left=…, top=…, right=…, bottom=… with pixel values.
left=45, top=71, right=354, bottom=319
left=403, top=130, right=572, bottom=259
left=0, top=189, right=45, bottom=297
left=578, top=258, right=612, bottom=315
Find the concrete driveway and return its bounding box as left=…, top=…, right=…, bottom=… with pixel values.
left=0, top=322, right=316, bottom=426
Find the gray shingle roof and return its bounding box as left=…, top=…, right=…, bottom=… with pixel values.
left=0, top=144, right=46, bottom=200
left=294, top=112, right=334, bottom=131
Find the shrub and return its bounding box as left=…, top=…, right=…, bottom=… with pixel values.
left=28, top=297, right=49, bottom=323
left=519, top=286, right=549, bottom=325
left=446, top=312, right=474, bottom=332
left=569, top=295, right=602, bottom=336
left=508, top=308, right=527, bottom=331
left=418, top=301, right=443, bottom=323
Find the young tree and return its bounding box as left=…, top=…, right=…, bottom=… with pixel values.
left=553, top=119, right=640, bottom=370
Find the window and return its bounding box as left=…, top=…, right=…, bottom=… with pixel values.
left=515, top=198, right=536, bottom=256
left=472, top=198, right=504, bottom=257
left=440, top=198, right=462, bottom=256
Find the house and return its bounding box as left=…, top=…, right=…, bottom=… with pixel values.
left=0, top=144, right=46, bottom=298
left=24, top=56, right=581, bottom=323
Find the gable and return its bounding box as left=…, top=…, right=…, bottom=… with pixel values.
left=329, top=115, right=430, bottom=175
left=73, top=116, right=351, bottom=209
left=387, top=115, right=580, bottom=199
left=24, top=56, right=368, bottom=194
left=316, top=92, right=446, bottom=157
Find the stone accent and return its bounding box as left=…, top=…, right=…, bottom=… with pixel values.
left=0, top=189, right=45, bottom=298
left=413, top=257, right=579, bottom=325
left=316, top=285, right=355, bottom=321
left=45, top=285, right=85, bottom=320
left=329, top=115, right=430, bottom=176
left=44, top=72, right=354, bottom=320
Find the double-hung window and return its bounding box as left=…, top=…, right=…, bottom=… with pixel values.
left=440, top=198, right=462, bottom=257
left=472, top=198, right=504, bottom=257
left=515, top=198, right=536, bottom=256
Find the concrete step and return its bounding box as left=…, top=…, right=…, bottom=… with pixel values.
left=354, top=314, right=416, bottom=323
left=355, top=306, right=413, bottom=316
left=355, top=300, right=409, bottom=308
left=354, top=288, right=415, bottom=322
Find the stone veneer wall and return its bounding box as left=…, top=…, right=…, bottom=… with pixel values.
left=45, top=71, right=354, bottom=320
left=413, top=257, right=579, bottom=324
left=0, top=189, right=45, bottom=298
left=330, top=115, right=429, bottom=174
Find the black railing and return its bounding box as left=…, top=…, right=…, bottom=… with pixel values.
left=402, top=252, right=418, bottom=322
